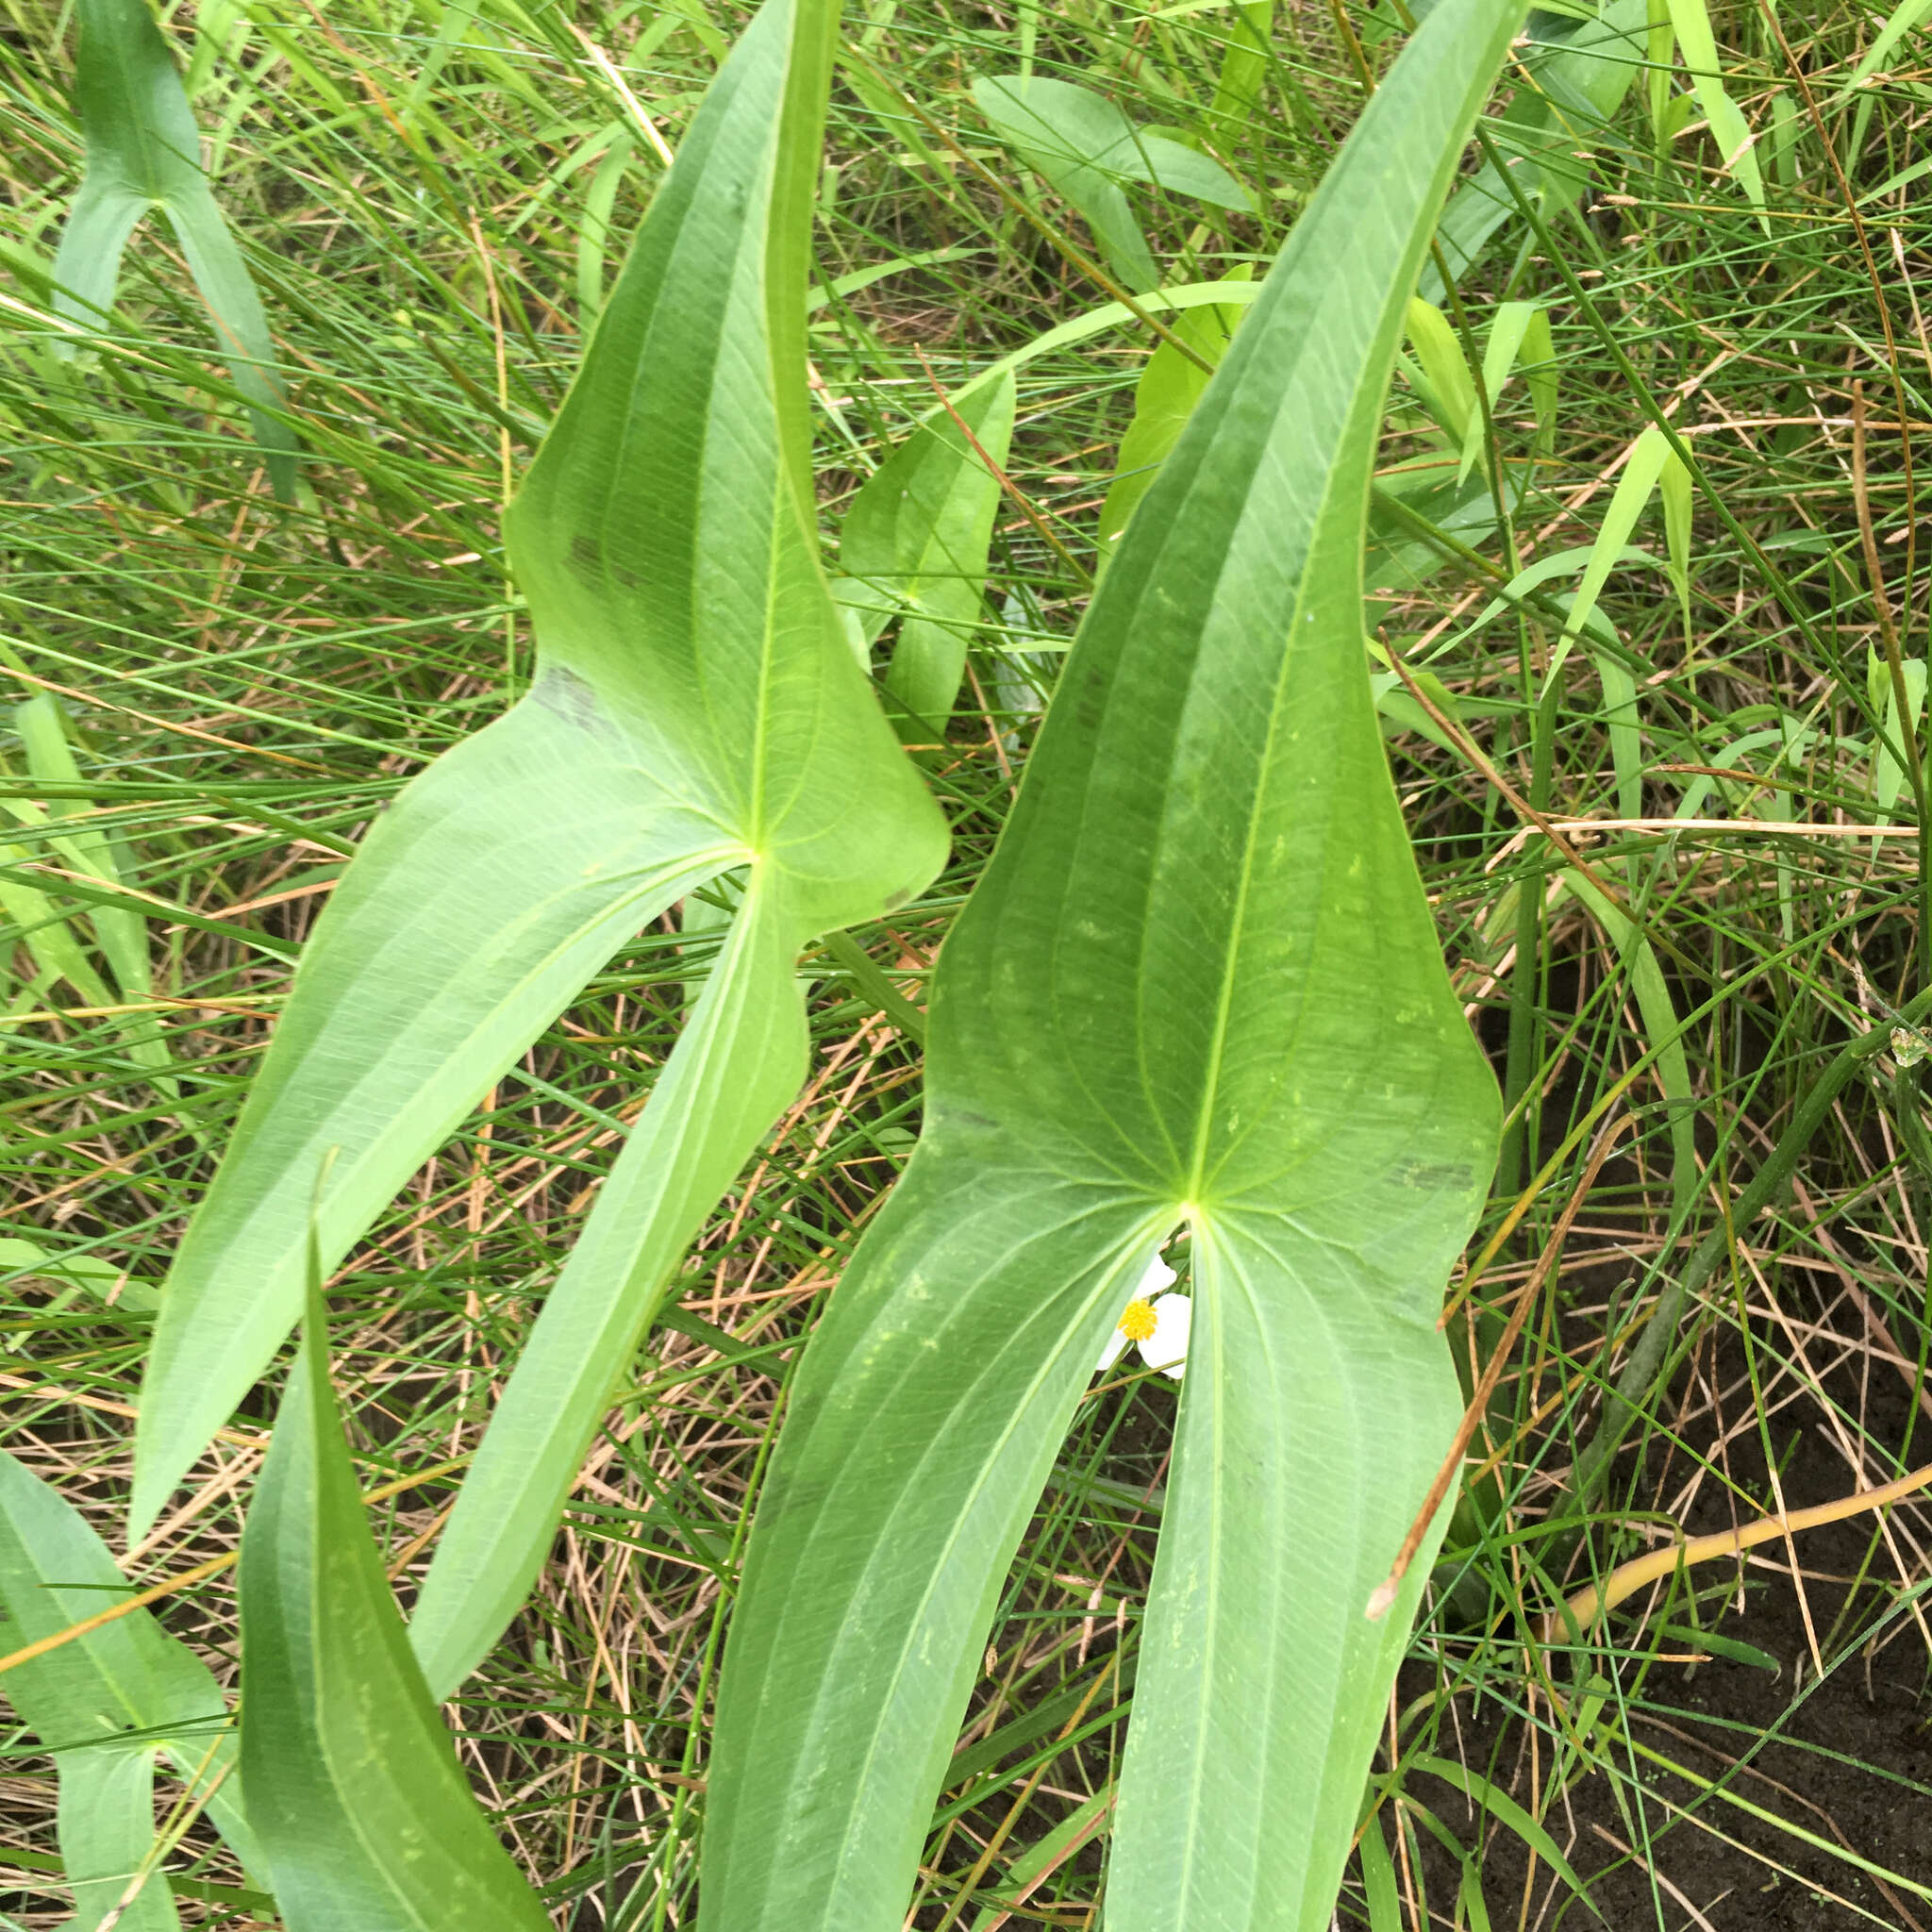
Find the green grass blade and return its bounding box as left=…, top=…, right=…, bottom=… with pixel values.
left=704, top=2, right=1518, bottom=1925
left=0, top=1453, right=262, bottom=1887
left=13, top=695, right=149, bottom=1003
left=836, top=372, right=1016, bottom=738
left=1662, top=0, right=1768, bottom=223
left=53, top=0, right=296, bottom=495
left=236, top=1282, right=552, bottom=1930
left=1549, top=423, right=1682, bottom=818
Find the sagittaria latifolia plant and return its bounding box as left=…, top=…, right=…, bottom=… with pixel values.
left=1, top=0, right=1526, bottom=1924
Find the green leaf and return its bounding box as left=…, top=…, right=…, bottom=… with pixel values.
left=0, top=1451, right=263, bottom=1922
left=702, top=2, right=1517, bottom=1926
left=1557, top=870, right=1696, bottom=1211
left=972, top=76, right=1252, bottom=292
left=1457, top=299, right=1540, bottom=484
left=1097, top=269, right=1248, bottom=560
left=1662, top=0, right=1768, bottom=223
left=965, top=1783, right=1115, bottom=1930
left=835, top=372, right=1017, bottom=739
left=237, top=1281, right=551, bottom=1929
left=0, top=1238, right=156, bottom=1314
left=1405, top=1756, right=1594, bottom=1903
left=8, top=694, right=192, bottom=1122
left=1421, top=0, right=1648, bottom=300
left=1547, top=422, right=1688, bottom=818
left=133, top=0, right=946, bottom=1728
left=1872, top=654, right=1927, bottom=813
left=52, top=0, right=297, bottom=497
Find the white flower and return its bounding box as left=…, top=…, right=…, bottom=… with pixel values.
left=1096, top=1256, right=1190, bottom=1380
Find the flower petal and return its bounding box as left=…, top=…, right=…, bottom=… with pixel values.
left=1133, top=1254, right=1177, bottom=1300
left=1139, top=1293, right=1191, bottom=1377
left=1096, top=1324, right=1131, bottom=1372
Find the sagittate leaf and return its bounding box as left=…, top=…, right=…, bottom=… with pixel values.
left=835, top=371, right=1017, bottom=739
left=701, top=1, right=1517, bottom=1927
left=133, top=0, right=948, bottom=1717
left=0, top=1452, right=263, bottom=1929
left=236, top=1282, right=552, bottom=1929
left=973, top=75, right=1251, bottom=293
left=52, top=0, right=297, bottom=497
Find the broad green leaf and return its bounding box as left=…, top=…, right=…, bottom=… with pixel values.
left=53, top=1747, right=177, bottom=1931
left=0, top=1451, right=263, bottom=1923
left=1097, top=269, right=1249, bottom=560
left=52, top=0, right=297, bottom=497
left=131, top=0, right=947, bottom=1715
left=1405, top=297, right=1476, bottom=441
left=702, top=3, right=1516, bottom=1928
left=973, top=75, right=1251, bottom=293
left=1422, top=0, right=1646, bottom=300
left=835, top=372, right=1017, bottom=739
left=237, top=1283, right=551, bottom=1929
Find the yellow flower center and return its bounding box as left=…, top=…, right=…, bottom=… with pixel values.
left=1118, top=1299, right=1158, bottom=1343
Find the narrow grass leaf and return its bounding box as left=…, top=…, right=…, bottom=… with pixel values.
left=1407, top=1756, right=1593, bottom=1901
left=1663, top=0, right=1768, bottom=221
left=702, top=4, right=1516, bottom=1927
left=1457, top=299, right=1540, bottom=484
left=1550, top=423, right=1687, bottom=816
left=1557, top=871, right=1696, bottom=1209
left=1404, top=297, right=1476, bottom=441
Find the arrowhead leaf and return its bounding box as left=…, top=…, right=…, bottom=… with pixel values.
left=134, top=0, right=947, bottom=1732
left=53, top=0, right=297, bottom=495
left=703, top=3, right=1518, bottom=1926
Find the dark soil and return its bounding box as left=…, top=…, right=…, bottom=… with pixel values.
left=1403, top=1309, right=1932, bottom=1930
